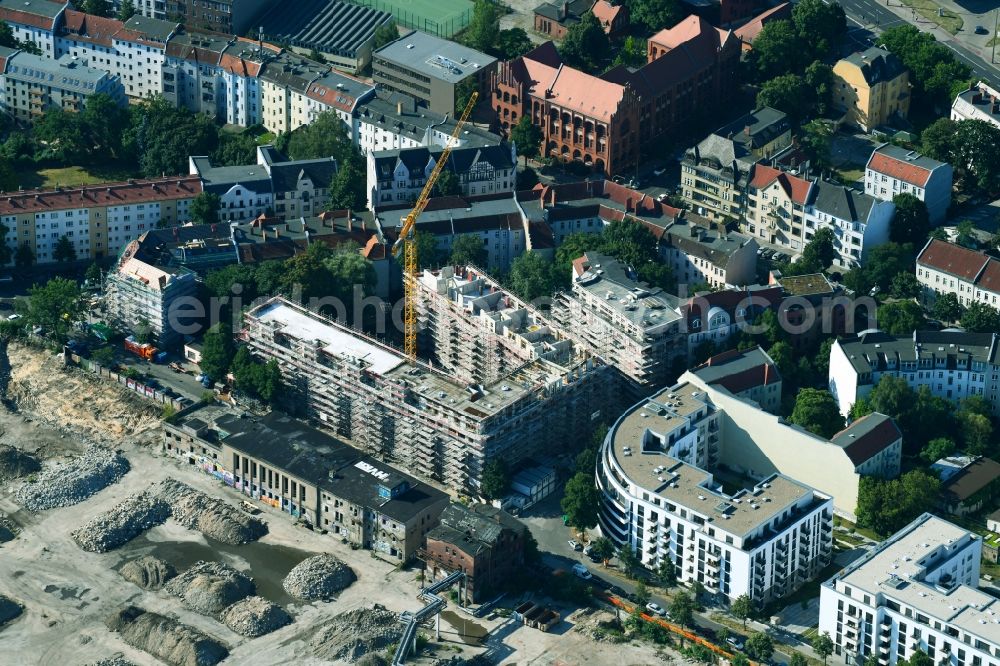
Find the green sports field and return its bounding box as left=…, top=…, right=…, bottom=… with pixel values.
left=352, top=0, right=474, bottom=37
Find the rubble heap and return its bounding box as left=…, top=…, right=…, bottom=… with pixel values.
left=71, top=491, right=171, bottom=552
left=282, top=554, right=356, bottom=601
left=165, top=561, right=256, bottom=617
left=220, top=596, right=292, bottom=637
left=14, top=446, right=129, bottom=510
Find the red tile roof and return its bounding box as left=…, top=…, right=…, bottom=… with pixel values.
left=591, top=0, right=623, bottom=30
left=749, top=164, right=812, bottom=204
left=867, top=150, right=932, bottom=187
left=735, top=3, right=791, bottom=44
left=0, top=177, right=202, bottom=215
left=917, top=239, right=989, bottom=281
left=0, top=6, right=57, bottom=30
left=975, top=258, right=1000, bottom=295
left=61, top=10, right=122, bottom=48
left=832, top=413, right=902, bottom=466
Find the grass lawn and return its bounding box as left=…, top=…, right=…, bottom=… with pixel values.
left=834, top=166, right=865, bottom=185
left=834, top=518, right=881, bottom=542
left=801, top=625, right=820, bottom=641
left=895, top=0, right=963, bottom=34
left=19, top=162, right=139, bottom=190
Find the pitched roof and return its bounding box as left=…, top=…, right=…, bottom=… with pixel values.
left=749, top=164, right=812, bottom=204
left=975, top=257, right=1000, bottom=296
left=829, top=413, right=901, bottom=466
left=538, top=58, right=628, bottom=122
left=917, top=239, right=990, bottom=281
left=691, top=347, right=782, bottom=394
left=735, top=3, right=791, bottom=44
left=0, top=0, right=64, bottom=30
left=533, top=0, right=594, bottom=24
left=841, top=46, right=907, bottom=86
left=0, top=177, right=201, bottom=215
left=622, top=16, right=733, bottom=95
left=943, top=457, right=1000, bottom=503
left=592, top=0, right=623, bottom=28
left=256, top=0, right=391, bottom=57
left=811, top=180, right=877, bottom=223
left=60, top=10, right=122, bottom=48
left=681, top=287, right=783, bottom=327
left=866, top=145, right=943, bottom=187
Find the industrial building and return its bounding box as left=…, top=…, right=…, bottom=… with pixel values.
left=162, top=405, right=450, bottom=562
left=596, top=382, right=835, bottom=604
left=818, top=513, right=996, bottom=666
left=243, top=296, right=614, bottom=493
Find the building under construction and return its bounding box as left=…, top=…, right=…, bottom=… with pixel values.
left=243, top=296, right=615, bottom=493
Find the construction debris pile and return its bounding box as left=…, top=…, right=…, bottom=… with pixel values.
left=308, top=605, right=399, bottom=662
left=220, top=596, right=292, bottom=637
left=165, top=561, right=256, bottom=617
left=160, top=479, right=267, bottom=545
left=13, top=446, right=129, bottom=510
left=88, top=655, right=138, bottom=666
left=0, top=514, right=18, bottom=543
left=0, top=594, right=22, bottom=629
left=119, top=555, right=177, bottom=590
left=0, top=443, right=40, bottom=482
left=71, top=491, right=171, bottom=553
left=105, top=606, right=228, bottom=666
left=282, top=554, right=357, bottom=601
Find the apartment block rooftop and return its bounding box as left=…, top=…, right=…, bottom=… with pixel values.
left=836, top=330, right=1000, bottom=375
left=572, top=251, right=683, bottom=334
left=714, top=106, right=790, bottom=153
left=256, top=0, right=392, bottom=58
left=689, top=347, right=781, bottom=394
left=825, top=513, right=1000, bottom=644
left=609, top=382, right=819, bottom=539
left=6, top=52, right=114, bottom=94
left=355, top=91, right=502, bottom=147
left=374, top=29, right=496, bottom=84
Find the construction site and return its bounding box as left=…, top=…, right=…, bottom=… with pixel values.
left=243, top=295, right=617, bottom=494
left=0, top=340, right=680, bottom=665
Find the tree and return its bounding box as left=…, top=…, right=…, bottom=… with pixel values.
left=464, top=0, right=500, bottom=53
left=962, top=302, right=1000, bottom=333
left=731, top=594, right=753, bottom=630
left=877, top=300, right=925, bottom=335
left=732, top=654, right=750, bottom=666
left=454, top=76, right=478, bottom=116
left=190, top=192, right=221, bottom=225
left=117, top=0, right=136, bottom=21
left=919, top=436, right=955, bottom=464
left=82, top=0, right=112, bottom=17
left=751, top=20, right=808, bottom=81
left=509, top=251, right=560, bottom=302
left=634, top=579, right=650, bottom=609
left=199, top=323, right=235, bottom=382
left=412, top=231, right=442, bottom=270
left=613, top=35, right=647, bottom=68
left=746, top=632, right=774, bottom=662
left=561, top=472, right=599, bottom=532
left=931, top=292, right=963, bottom=322
left=85, top=262, right=103, bottom=286
left=800, top=119, right=834, bottom=169
left=591, top=536, right=615, bottom=566
left=517, top=166, right=540, bottom=190
left=789, top=388, right=843, bottom=438
left=328, top=157, right=366, bottom=210
left=450, top=234, right=488, bottom=268
left=921, top=117, right=957, bottom=161
left=480, top=459, right=509, bottom=499
left=81, top=93, right=129, bottom=158
left=494, top=28, right=533, bottom=60
left=123, top=97, right=219, bottom=177
left=617, top=545, right=641, bottom=578
left=212, top=132, right=258, bottom=167
left=792, top=0, right=845, bottom=60
left=891, top=194, right=930, bottom=246
left=0, top=158, right=15, bottom=194
left=559, top=13, right=610, bottom=74
left=372, top=21, right=398, bottom=51
left=936, top=120, right=1000, bottom=193
left=21, top=277, right=83, bottom=343
left=282, top=110, right=355, bottom=162
left=957, top=409, right=993, bottom=455
left=756, top=73, right=813, bottom=122
left=433, top=168, right=461, bottom=198
left=804, top=61, right=835, bottom=116
left=797, top=228, right=836, bottom=274
left=857, top=470, right=940, bottom=536
left=33, top=110, right=90, bottom=164
left=890, top=272, right=921, bottom=299
left=669, top=591, right=694, bottom=628
left=14, top=243, right=34, bottom=269
left=510, top=116, right=542, bottom=165
left=878, top=25, right=970, bottom=110
left=655, top=557, right=676, bottom=587
left=908, top=650, right=934, bottom=666
left=812, top=632, right=834, bottom=665
left=53, top=235, right=77, bottom=263
left=955, top=219, right=978, bottom=249
left=844, top=242, right=915, bottom=297
left=790, top=654, right=809, bottom=666
left=628, top=0, right=682, bottom=36
left=307, top=48, right=327, bottom=64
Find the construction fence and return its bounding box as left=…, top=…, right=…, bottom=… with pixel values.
left=66, top=351, right=188, bottom=412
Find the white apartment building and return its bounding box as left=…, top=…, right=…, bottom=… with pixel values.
left=686, top=347, right=784, bottom=414
left=805, top=180, right=896, bottom=269
left=188, top=156, right=274, bottom=223
left=597, top=382, right=835, bottom=604
left=865, top=144, right=953, bottom=225
left=828, top=330, right=1000, bottom=418
left=744, top=164, right=814, bottom=251
left=660, top=217, right=759, bottom=289
left=0, top=50, right=126, bottom=123
left=0, top=0, right=63, bottom=57
left=951, top=81, right=1000, bottom=129
left=916, top=239, right=1000, bottom=311
left=553, top=251, right=685, bottom=395
left=819, top=513, right=995, bottom=666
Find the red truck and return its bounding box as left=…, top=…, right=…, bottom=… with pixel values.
left=124, top=335, right=157, bottom=361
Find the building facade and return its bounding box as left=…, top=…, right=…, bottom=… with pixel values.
left=597, top=382, right=835, bottom=604
left=865, top=144, right=953, bottom=225
left=916, top=239, right=1000, bottom=311
left=819, top=513, right=994, bottom=666
left=805, top=180, right=896, bottom=269
left=0, top=50, right=125, bottom=122
left=833, top=47, right=911, bottom=132
left=744, top=164, right=813, bottom=250
left=688, top=347, right=783, bottom=414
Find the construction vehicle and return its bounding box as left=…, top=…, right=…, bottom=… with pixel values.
left=124, top=335, right=158, bottom=361
left=390, top=91, right=478, bottom=359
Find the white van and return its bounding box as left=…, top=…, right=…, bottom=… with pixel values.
left=572, top=563, right=592, bottom=580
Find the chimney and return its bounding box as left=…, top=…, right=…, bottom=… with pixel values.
left=549, top=188, right=556, bottom=206
left=397, top=101, right=403, bottom=115
left=744, top=124, right=752, bottom=136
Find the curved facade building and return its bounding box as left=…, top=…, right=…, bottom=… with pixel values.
left=597, top=382, right=835, bottom=604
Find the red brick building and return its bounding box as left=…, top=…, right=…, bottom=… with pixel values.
left=423, top=503, right=527, bottom=603
left=494, top=16, right=739, bottom=176
left=533, top=0, right=629, bottom=40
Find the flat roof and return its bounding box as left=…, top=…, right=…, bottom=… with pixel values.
left=573, top=252, right=683, bottom=333
left=375, top=29, right=496, bottom=84
left=6, top=52, right=111, bottom=92
left=253, top=300, right=406, bottom=375
left=836, top=330, right=1000, bottom=376
left=828, top=513, right=1000, bottom=645
left=609, top=382, right=818, bottom=540
left=257, top=0, right=391, bottom=57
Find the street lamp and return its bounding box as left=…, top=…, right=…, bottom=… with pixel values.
left=993, top=7, right=999, bottom=64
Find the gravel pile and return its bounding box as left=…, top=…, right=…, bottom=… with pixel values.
left=105, top=606, right=228, bottom=666
left=0, top=515, right=18, bottom=543
left=71, top=491, right=171, bottom=553
left=89, top=654, right=138, bottom=666
left=13, top=446, right=129, bottom=510
left=159, top=479, right=267, bottom=545
left=0, top=595, right=22, bottom=629
left=120, top=556, right=177, bottom=590
left=220, top=596, right=292, bottom=637
left=309, top=606, right=399, bottom=662
left=282, top=554, right=356, bottom=601
left=165, top=561, right=255, bottom=617
left=0, top=444, right=40, bottom=482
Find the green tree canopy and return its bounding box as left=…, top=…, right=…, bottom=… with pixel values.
left=627, top=0, right=682, bottom=35
left=433, top=168, right=461, bottom=198
left=282, top=110, right=356, bottom=162
left=804, top=60, right=835, bottom=116
left=812, top=632, right=835, bottom=664
left=890, top=193, right=930, bottom=246
left=480, top=459, right=509, bottom=499
left=510, top=115, right=542, bottom=164
left=788, top=227, right=835, bottom=274
left=617, top=545, right=640, bottom=578
left=82, top=0, right=112, bottom=17
left=53, top=235, right=77, bottom=263
left=669, top=591, right=695, bottom=627
left=81, top=93, right=130, bottom=158
left=450, top=234, right=488, bottom=268
left=857, top=470, right=941, bottom=536
left=890, top=272, right=921, bottom=299
left=877, top=300, right=925, bottom=335
left=931, top=292, right=963, bottom=322
left=756, top=73, right=813, bottom=122
left=843, top=242, right=914, bottom=296
left=791, top=0, right=846, bottom=60
left=494, top=28, right=533, bottom=60
left=561, top=471, right=599, bottom=532
left=919, top=118, right=1000, bottom=193
left=961, top=301, right=1000, bottom=333
left=190, top=192, right=221, bottom=225
left=731, top=594, right=753, bottom=629
left=509, top=251, right=562, bottom=301
left=751, top=20, right=808, bottom=81
left=117, top=0, right=136, bottom=21
left=212, top=132, right=258, bottom=167
left=656, top=557, right=676, bottom=587
left=559, top=13, right=610, bottom=74
left=123, top=96, right=219, bottom=177
left=790, top=388, right=844, bottom=438
left=372, top=21, right=398, bottom=51
left=746, top=632, right=775, bottom=662
left=413, top=230, right=442, bottom=270
left=199, top=323, right=235, bottom=382
left=878, top=25, right=971, bottom=110
left=591, top=536, right=615, bottom=566
left=464, top=0, right=500, bottom=53
left=328, top=157, right=366, bottom=210
left=21, top=277, right=83, bottom=343
left=14, top=243, right=34, bottom=269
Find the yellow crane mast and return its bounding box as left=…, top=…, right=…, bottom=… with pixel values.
left=390, top=91, right=479, bottom=360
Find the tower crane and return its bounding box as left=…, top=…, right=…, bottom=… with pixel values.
left=390, top=91, right=479, bottom=360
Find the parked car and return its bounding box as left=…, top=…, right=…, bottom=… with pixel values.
left=726, top=635, right=746, bottom=650
left=975, top=25, right=988, bottom=34
left=646, top=602, right=667, bottom=617
left=572, top=563, right=592, bottom=580
left=612, top=175, right=626, bottom=185
left=568, top=539, right=582, bottom=551
left=6, top=313, right=21, bottom=321
left=656, top=192, right=669, bottom=202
